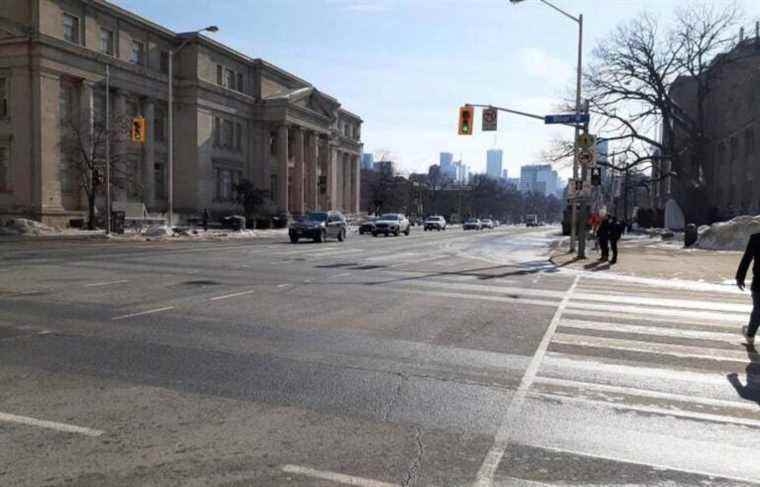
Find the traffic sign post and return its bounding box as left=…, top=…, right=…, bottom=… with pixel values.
left=578, top=147, right=596, bottom=167
left=482, top=107, right=498, bottom=131
left=576, top=133, right=596, bottom=149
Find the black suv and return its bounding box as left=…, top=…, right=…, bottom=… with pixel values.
left=289, top=211, right=347, bottom=243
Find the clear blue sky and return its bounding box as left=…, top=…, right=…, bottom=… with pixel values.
left=113, top=0, right=759, bottom=178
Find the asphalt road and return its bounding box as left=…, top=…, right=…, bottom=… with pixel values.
left=1, top=225, right=759, bottom=486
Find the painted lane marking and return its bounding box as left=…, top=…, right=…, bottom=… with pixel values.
left=0, top=412, right=104, bottom=437
left=552, top=333, right=750, bottom=363
left=208, top=289, right=256, bottom=301
left=84, top=280, right=130, bottom=288
left=564, top=301, right=745, bottom=323
left=111, top=306, right=175, bottom=321
left=281, top=465, right=398, bottom=487
left=572, top=291, right=752, bottom=313
left=474, top=275, right=580, bottom=487
left=277, top=284, right=291, bottom=288
left=331, top=272, right=352, bottom=279
left=533, top=376, right=759, bottom=412
left=559, top=318, right=739, bottom=342
left=388, top=280, right=567, bottom=300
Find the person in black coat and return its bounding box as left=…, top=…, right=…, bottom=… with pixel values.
left=597, top=215, right=611, bottom=261
left=737, top=233, right=760, bottom=343
left=609, top=217, right=624, bottom=264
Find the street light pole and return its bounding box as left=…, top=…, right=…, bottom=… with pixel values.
left=167, top=26, right=218, bottom=228
left=509, top=0, right=583, bottom=255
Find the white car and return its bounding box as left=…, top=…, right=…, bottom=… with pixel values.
left=423, top=215, right=447, bottom=231
left=481, top=219, right=494, bottom=229
left=372, top=213, right=411, bottom=237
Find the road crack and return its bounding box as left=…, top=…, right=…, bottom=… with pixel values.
left=401, top=426, right=424, bottom=487
left=383, top=372, right=407, bottom=422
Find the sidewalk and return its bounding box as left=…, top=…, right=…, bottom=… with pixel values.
left=550, top=233, right=746, bottom=286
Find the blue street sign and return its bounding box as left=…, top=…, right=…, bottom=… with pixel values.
left=544, top=113, right=589, bottom=125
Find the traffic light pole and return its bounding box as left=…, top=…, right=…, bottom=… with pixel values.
left=577, top=99, right=590, bottom=259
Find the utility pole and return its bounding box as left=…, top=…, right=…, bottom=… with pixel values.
left=105, top=63, right=111, bottom=235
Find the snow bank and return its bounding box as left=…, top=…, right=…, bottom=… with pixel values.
left=143, top=224, right=174, bottom=238
left=0, top=218, right=58, bottom=236
left=696, top=215, right=760, bottom=251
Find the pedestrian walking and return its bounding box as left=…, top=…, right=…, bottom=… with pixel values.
left=736, top=232, right=760, bottom=344
left=609, top=217, right=624, bottom=264
left=202, top=208, right=210, bottom=232
left=589, top=213, right=602, bottom=252
left=597, top=215, right=611, bottom=261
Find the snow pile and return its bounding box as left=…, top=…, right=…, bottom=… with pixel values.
left=696, top=215, right=760, bottom=251
left=143, top=224, right=175, bottom=238
left=0, top=218, right=58, bottom=236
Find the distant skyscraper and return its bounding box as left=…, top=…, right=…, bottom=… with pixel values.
left=502, top=169, right=508, bottom=180
left=486, top=149, right=503, bottom=179
left=520, top=164, right=557, bottom=195
left=361, top=153, right=374, bottom=171
left=439, top=152, right=454, bottom=168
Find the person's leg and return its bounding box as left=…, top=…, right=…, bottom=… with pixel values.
left=600, top=239, right=609, bottom=260
left=748, top=291, right=760, bottom=337
left=610, top=239, right=618, bottom=263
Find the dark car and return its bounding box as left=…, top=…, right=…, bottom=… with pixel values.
left=289, top=211, right=347, bottom=243
left=359, top=217, right=377, bottom=235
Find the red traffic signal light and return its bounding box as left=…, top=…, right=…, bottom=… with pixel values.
left=458, top=106, right=474, bottom=135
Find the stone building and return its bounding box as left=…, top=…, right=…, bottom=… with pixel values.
left=0, top=0, right=363, bottom=226
left=654, top=37, right=760, bottom=223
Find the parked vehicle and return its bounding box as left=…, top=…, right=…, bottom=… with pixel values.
left=463, top=218, right=482, bottom=230
left=373, top=213, right=411, bottom=237
left=493, top=219, right=500, bottom=227
left=359, top=217, right=377, bottom=235
left=424, top=215, right=447, bottom=231
left=289, top=211, right=347, bottom=243
left=525, top=214, right=540, bottom=227
left=481, top=218, right=494, bottom=229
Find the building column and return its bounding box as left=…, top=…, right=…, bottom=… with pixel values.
left=352, top=154, right=360, bottom=214
left=306, top=131, right=319, bottom=211
left=328, top=146, right=339, bottom=210
left=342, top=153, right=351, bottom=212
left=112, top=89, right=128, bottom=205
left=293, top=127, right=305, bottom=216
left=142, top=98, right=155, bottom=210
left=79, top=80, right=95, bottom=210
left=318, top=137, right=330, bottom=210
left=277, top=124, right=289, bottom=214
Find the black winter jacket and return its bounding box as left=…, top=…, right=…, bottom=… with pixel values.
left=737, top=233, right=760, bottom=292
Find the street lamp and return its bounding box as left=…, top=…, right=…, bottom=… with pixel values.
left=509, top=0, right=584, bottom=255
left=167, top=25, right=219, bottom=227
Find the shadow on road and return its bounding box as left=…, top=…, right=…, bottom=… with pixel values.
left=727, top=344, right=760, bottom=406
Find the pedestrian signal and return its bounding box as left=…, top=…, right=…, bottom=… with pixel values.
left=591, top=167, right=602, bottom=186
left=131, top=117, right=146, bottom=143
left=458, top=106, right=474, bottom=135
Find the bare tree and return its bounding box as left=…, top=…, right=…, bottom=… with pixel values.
left=60, top=113, right=132, bottom=229
left=583, top=2, right=743, bottom=221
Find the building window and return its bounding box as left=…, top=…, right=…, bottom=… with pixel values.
left=160, top=51, right=170, bottom=74
left=213, top=116, right=222, bottom=147
left=155, top=108, right=165, bottom=142
left=99, top=28, right=114, bottom=55
left=237, top=73, right=244, bottom=92
left=0, top=146, right=9, bottom=192
left=154, top=162, right=166, bottom=199
left=215, top=165, right=241, bottom=202
left=216, top=65, right=223, bottom=85
left=131, top=40, right=145, bottom=65
left=0, top=78, right=7, bottom=118
left=225, top=69, right=235, bottom=90
left=223, top=120, right=234, bottom=148
left=63, top=13, right=79, bottom=44
left=235, top=122, right=242, bottom=150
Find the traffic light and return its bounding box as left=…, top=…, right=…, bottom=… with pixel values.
left=591, top=167, right=602, bottom=186
left=458, top=106, right=474, bottom=135
left=131, top=116, right=146, bottom=143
